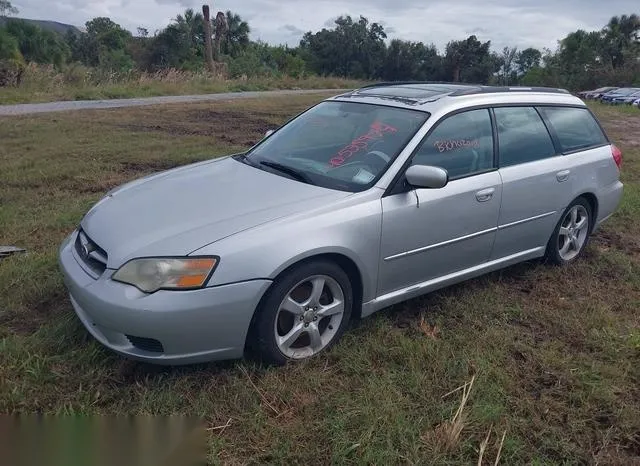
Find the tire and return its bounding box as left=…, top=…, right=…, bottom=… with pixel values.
left=247, top=260, right=353, bottom=366
left=545, top=197, right=593, bottom=265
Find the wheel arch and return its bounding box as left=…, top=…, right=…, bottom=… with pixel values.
left=271, top=252, right=364, bottom=318
left=575, top=192, right=599, bottom=232
left=243, top=252, right=365, bottom=353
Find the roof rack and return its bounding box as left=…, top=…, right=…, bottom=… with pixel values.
left=449, top=86, right=571, bottom=96
left=356, top=82, right=570, bottom=95
left=358, top=81, right=479, bottom=89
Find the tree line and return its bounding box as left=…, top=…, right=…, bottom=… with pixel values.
left=0, top=0, right=638, bottom=91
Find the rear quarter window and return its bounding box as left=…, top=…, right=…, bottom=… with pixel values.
left=539, top=107, right=608, bottom=153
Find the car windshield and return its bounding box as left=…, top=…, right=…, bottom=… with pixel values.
left=242, top=101, right=429, bottom=192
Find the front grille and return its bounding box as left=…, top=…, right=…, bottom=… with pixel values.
left=126, top=335, right=164, bottom=353
left=74, top=228, right=108, bottom=277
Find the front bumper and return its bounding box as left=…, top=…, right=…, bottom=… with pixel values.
left=58, top=231, right=272, bottom=365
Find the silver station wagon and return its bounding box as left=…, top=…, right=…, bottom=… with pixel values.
left=59, top=83, right=624, bottom=365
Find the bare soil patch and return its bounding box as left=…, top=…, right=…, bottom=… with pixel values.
left=592, top=230, right=640, bottom=257
left=117, top=109, right=275, bottom=146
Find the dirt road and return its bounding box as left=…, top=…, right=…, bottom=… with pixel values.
left=0, top=88, right=349, bottom=116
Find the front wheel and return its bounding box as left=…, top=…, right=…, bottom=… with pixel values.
left=248, top=260, right=353, bottom=366
left=545, top=197, right=592, bottom=265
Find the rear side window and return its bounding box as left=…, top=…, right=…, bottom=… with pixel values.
left=539, top=107, right=607, bottom=153
left=494, top=107, right=556, bottom=167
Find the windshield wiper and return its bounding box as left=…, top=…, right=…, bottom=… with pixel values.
left=259, top=160, right=313, bottom=184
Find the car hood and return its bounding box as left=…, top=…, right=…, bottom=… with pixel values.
left=81, top=156, right=351, bottom=268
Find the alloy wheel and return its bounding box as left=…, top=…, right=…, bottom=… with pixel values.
left=274, top=274, right=345, bottom=359
left=557, top=205, right=589, bottom=261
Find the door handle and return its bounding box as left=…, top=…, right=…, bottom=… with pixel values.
left=556, top=170, right=570, bottom=182
left=475, top=188, right=495, bottom=202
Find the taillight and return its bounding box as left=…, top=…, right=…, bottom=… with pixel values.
left=611, top=144, right=623, bottom=169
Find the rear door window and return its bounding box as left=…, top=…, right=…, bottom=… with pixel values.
left=494, top=107, right=556, bottom=167
left=538, top=107, right=608, bottom=153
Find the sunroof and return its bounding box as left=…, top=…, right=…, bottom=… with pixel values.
left=357, top=84, right=476, bottom=100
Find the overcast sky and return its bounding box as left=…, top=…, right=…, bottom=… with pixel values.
left=11, top=0, right=638, bottom=51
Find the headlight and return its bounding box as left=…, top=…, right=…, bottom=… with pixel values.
left=112, top=257, right=218, bottom=293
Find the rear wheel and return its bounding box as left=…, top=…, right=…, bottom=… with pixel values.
left=545, top=197, right=592, bottom=265
left=248, top=260, right=353, bottom=365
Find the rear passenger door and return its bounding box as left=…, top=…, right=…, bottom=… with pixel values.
left=490, top=106, right=573, bottom=260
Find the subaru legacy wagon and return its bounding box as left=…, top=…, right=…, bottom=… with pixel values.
left=59, top=83, right=623, bottom=365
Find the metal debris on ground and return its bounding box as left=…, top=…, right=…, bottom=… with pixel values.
left=0, top=246, right=26, bottom=259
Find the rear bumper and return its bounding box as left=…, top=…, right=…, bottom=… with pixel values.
left=59, top=231, right=272, bottom=365
left=594, top=180, right=624, bottom=230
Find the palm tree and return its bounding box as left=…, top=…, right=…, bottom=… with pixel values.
left=173, top=8, right=204, bottom=52
left=222, top=11, right=250, bottom=58
left=161, top=8, right=205, bottom=68
left=602, top=14, right=640, bottom=68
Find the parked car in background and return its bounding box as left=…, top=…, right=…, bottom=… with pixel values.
left=600, top=88, right=639, bottom=103
left=59, top=83, right=624, bottom=366
left=578, top=86, right=618, bottom=99
left=633, top=98, right=640, bottom=108
left=611, top=89, right=640, bottom=105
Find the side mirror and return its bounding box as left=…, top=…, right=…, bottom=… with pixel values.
left=405, top=165, right=448, bottom=189
left=264, top=129, right=275, bottom=138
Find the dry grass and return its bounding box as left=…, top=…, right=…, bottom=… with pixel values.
left=0, top=64, right=365, bottom=104
left=0, top=96, right=639, bottom=464
left=423, top=375, right=476, bottom=453
left=477, top=425, right=493, bottom=465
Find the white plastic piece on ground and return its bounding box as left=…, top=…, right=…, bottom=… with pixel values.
left=0, top=246, right=26, bottom=259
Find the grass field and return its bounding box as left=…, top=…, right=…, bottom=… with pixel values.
left=0, top=69, right=365, bottom=105
left=1, top=96, right=639, bottom=464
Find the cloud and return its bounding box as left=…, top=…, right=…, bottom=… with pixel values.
left=467, top=27, right=489, bottom=36
left=279, top=24, right=305, bottom=35
left=378, top=20, right=396, bottom=35
left=154, top=0, right=194, bottom=7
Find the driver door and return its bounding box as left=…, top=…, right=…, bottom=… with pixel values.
left=378, top=109, right=502, bottom=297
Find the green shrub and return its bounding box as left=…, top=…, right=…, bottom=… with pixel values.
left=227, top=49, right=273, bottom=78
left=4, top=19, right=70, bottom=68
left=0, top=30, right=25, bottom=86
left=0, top=27, right=22, bottom=61
left=99, top=48, right=135, bottom=73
